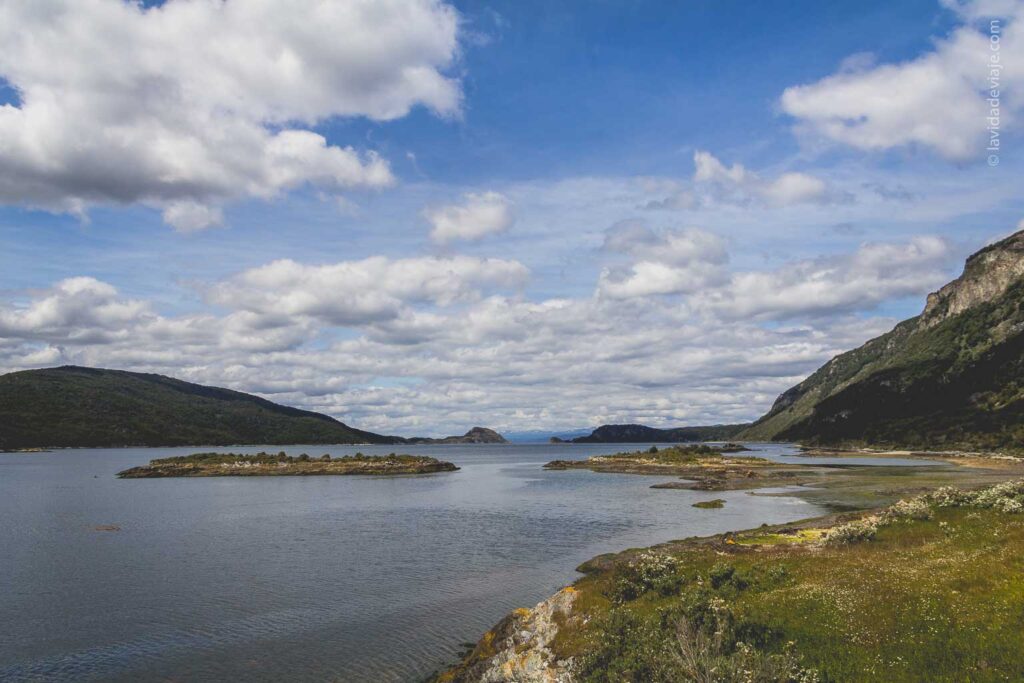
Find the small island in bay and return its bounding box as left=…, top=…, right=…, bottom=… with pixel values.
left=116, top=451, right=459, bottom=478
left=544, top=444, right=801, bottom=491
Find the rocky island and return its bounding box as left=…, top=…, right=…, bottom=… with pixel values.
left=116, top=451, right=459, bottom=478
left=544, top=444, right=803, bottom=491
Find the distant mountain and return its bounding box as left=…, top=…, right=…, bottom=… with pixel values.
left=742, top=230, right=1024, bottom=450
left=407, top=427, right=508, bottom=444
left=569, top=423, right=749, bottom=443
left=503, top=428, right=594, bottom=443
left=0, top=366, right=402, bottom=449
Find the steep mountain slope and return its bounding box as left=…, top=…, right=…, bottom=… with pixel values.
left=571, top=423, right=748, bottom=443
left=742, top=230, right=1024, bottom=450
left=0, top=366, right=401, bottom=448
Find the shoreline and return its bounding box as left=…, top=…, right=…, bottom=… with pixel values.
left=436, top=452, right=1024, bottom=682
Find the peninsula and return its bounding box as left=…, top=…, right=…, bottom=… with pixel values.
left=116, top=451, right=458, bottom=478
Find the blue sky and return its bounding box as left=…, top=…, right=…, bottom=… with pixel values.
left=0, top=0, right=1022, bottom=435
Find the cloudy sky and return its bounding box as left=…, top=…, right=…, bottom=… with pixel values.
left=1, top=0, right=1022, bottom=436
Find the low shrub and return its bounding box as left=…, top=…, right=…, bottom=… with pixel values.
left=610, top=551, right=683, bottom=603
left=822, top=518, right=879, bottom=546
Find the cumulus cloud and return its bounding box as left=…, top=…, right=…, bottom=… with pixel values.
left=424, top=191, right=515, bottom=243
left=781, top=0, right=1023, bottom=161
left=0, top=235, right=961, bottom=435
left=0, top=277, right=152, bottom=343
left=0, top=276, right=885, bottom=434
left=640, top=152, right=837, bottom=211
left=598, top=225, right=729, bottom=299
left=208, top=255, right=529, bottom=326
left=692, top=151, right=833, bottom=207
left=707, top=236, right=954, bottom=319
left=0, top=0, right=462, bottom=229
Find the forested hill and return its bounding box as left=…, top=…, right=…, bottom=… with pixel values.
left=0, top=365, right=402, bottom=449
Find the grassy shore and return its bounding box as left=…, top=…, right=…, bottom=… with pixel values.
left=440, top=478, right=1024, bottom=682
left=116, top=451, right=458, bottom=477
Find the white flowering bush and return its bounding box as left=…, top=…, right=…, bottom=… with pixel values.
left=970, top=480, right=1024, bottom=513
left=926, top=486, right=975, bottom=508
left=611, top=551, right=683, bottom=603
left=822, top=517, right=879, bottom=546
left=880, top=497, right=933, bottom=523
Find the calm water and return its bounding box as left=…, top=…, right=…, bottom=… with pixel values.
left=2, top=442, right=890, bottom=682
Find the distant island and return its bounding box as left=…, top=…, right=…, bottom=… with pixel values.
left=553, top=423, right=749, bottom=443
left=117, top=451, right=458, bottom=478
left=406, top=427, right=508, bottom=444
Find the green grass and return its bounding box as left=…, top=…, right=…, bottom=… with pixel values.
left=550, top=482, right=1024, bottom=682
left=149, top=451, right=429, bottom=466
left=692, top=499, right=726, bottom=509
left=601, top=445, right=769, bottom=466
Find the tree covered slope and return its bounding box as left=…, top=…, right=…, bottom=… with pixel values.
left=742, top=230, right=1024, bottom=450
left=0, top=365, right=400, bottom=448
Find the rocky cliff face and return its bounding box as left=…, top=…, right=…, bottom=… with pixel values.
left=921, top=231, right=1024, bottom=326
left=742, top=229, right=1024, bottom=450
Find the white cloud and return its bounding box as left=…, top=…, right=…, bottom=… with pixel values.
left=762, top=173, right=829, bottom=205
left=0, top=0, right=462, bottom=229
left=708, top=236, right=954, bottom=319
left=0, top=277, right=152, bottom=342
left=0, top=236, right=958, bottom=435
left=692, top=151, right=833, bottom=207
left=781, top=0, right=1023, bottom=161
left=424, top=191, right=515, bottom=243
left=162, top=201, right=225, bottom=233
left=208, top=255, right=530, bottom=325
left=598, top=226, right=729, bottom=299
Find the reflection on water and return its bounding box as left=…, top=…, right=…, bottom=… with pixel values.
left=0, top=442, right=908, bottom=682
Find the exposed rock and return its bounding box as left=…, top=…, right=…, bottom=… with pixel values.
left=438, top=587, right=577, bottom=683
left=922, top=231, right=1024, bottom=326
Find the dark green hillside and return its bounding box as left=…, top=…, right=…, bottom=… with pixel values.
left=743, top=230, right=1024, bottom=450
left=572, top=423, right=749, bottom=443
left=0, top=365, right=401, bottom=448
